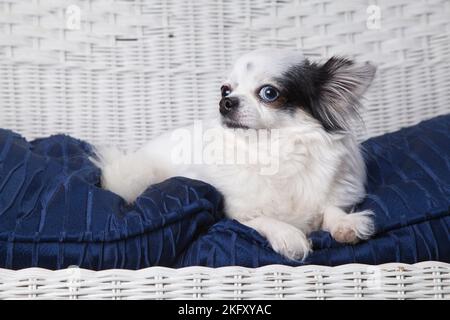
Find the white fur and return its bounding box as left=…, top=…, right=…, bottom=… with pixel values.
left=94, top=49, right=376, bottom=260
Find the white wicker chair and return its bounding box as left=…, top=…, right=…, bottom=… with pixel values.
left=0, top=0, right=449, bottom=299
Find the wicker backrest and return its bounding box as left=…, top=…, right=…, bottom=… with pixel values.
left=1, top=0, right=449, bottom=150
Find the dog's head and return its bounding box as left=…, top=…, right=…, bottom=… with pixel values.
left=219, top=48, right=376, bottom=132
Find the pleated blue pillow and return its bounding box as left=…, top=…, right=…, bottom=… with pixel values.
left=1, top=114, right=449, bottom=269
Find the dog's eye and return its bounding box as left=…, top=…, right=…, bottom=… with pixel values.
left=221, top=85, right=231, bottom=97
left=259, top=85, right=279, bottom=102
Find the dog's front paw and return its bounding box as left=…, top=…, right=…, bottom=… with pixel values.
left=331, top=210, right=375, bottom=244
left=264, top=224, right=312, bottom=261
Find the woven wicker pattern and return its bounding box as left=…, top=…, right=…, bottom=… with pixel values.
left=0, top=262, right=448, bottom=299
left=1, top=0, right=449, bottom=149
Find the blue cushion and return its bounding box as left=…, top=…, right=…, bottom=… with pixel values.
left=1, top=115, right=449, bottom=269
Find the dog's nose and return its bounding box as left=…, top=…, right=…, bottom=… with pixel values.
left=220, top=97, right=239, bottom=115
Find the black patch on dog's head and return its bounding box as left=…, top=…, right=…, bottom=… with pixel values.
left=276, top=56, right=376, bottom=132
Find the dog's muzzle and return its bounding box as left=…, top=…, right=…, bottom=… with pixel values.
left=219, top=97, right=239, bottom=116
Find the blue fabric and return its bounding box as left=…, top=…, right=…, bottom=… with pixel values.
left=0, top=115, right=449, bottom=270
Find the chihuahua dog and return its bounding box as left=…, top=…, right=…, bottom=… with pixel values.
left=95, top=48, right=376, bottom=260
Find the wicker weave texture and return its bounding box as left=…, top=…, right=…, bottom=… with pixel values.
left=0, top=0, right=449, bottom=149
left=0, top=262, right=448, bottom=300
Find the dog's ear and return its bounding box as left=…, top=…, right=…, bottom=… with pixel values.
left=313, top=56, right=376, bottom=132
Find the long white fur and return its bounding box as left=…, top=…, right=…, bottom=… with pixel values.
left=94, top=49, right=376, bottom=260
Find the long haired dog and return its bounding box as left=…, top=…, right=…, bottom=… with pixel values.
left=95, top=49, right=377, bottom=260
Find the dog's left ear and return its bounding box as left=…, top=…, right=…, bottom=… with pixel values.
left=313, top=56, right=376, bottom=132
